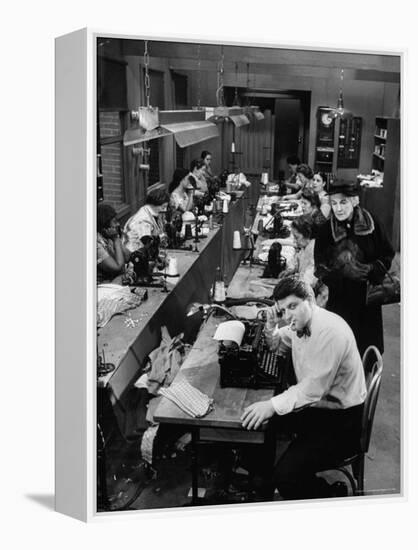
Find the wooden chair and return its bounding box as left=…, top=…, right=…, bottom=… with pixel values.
left=318, top=345, right=384, bottom=495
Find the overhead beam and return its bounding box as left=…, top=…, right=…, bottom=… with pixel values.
left=164, top=58, right=400, bottom=84
left=120, top=39, right=400, bottom=72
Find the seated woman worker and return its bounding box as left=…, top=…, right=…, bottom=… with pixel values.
left=311, top=171, right=331, bottom=219
left=314, top=181, right=395, bottom=355
left=123, top=184, right=170, bottom=253
left=283, top=155, right=301, bottom=194
left=282, top=164, right=314, bottom=201
left=188, top=158, right=207, bottom=196
left=168, top=167, right=195, bottom=213
left=291, top=215, right=317, bottom=287
left=300, top=189, right=328, bottom=227
left=97, top=202, right=131, bottom=284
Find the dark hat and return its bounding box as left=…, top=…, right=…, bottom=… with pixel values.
left=327, top=181, right=360, bottom=197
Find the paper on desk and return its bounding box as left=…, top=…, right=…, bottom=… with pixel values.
left=213, top=320, right=245, bottom=346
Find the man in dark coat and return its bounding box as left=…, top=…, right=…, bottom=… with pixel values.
left=314, top=182, right=395, bottom=355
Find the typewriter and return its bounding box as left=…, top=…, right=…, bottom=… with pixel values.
left=218, top=317, right=290, bottom=390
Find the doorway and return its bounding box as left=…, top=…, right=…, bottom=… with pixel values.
left=238, top=90, right=311, bottom=181
left=273, top=91, right=311, bottom=180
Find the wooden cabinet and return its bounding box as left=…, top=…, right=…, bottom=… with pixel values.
left=337, top=117, right=362, bottom=169
left=314, top=107, right=362, bottom=185
left=314, top=107, right=335, bottom=176
left=361, top=116, right=400, bottom=250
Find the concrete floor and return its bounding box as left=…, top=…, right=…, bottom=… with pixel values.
left=362, top=302, right=401, bottom=496
left=99, top=296, right=401, bottom=511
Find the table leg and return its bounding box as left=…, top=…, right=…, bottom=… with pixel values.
left=97, top=423, right=110, bottom=510
left=261, top=423, right=277, bottom=500
left=191, top=427, right=200, bottom=505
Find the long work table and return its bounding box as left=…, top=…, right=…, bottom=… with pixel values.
left=97, top=185, right=260, bottom=409
left=153, top=256, right=293, bottom=504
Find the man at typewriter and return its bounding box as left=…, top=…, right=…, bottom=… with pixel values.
left=241, top=276, right=366, bottom=499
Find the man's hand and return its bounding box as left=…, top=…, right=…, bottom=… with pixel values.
left=241, top=400, right=275, bottom=430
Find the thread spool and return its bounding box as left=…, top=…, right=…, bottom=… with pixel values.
left=222, top=199, right=229, bottom=214
left=233, top=231, right=242, bottom=250
left=166, top=257, right=179, bottom=277
left=261, top=172, right=269, bottom=185
left=214, top=281, right=226, bottom=303
left=184, top=224, right=193, bottom=240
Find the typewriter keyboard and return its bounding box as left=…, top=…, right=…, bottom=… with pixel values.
left=259, top=350, right=281, bottom=378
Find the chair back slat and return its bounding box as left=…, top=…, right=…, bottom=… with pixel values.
left=360, top=346, right=383, bottom=452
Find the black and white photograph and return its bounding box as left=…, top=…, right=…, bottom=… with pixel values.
left=95, top=35, right=401, bottom=512
left=4, top=0, right=418, bottom=545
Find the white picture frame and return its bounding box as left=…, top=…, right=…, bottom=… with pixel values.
left=55, top=27, right=404, bottom=522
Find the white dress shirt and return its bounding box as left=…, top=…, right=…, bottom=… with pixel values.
left=270, top=305, right=366, bottom=415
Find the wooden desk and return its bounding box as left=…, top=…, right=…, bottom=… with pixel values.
left=154, top=314, right=275, bottom=504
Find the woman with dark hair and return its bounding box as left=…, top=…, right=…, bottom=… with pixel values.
left=282, top=164, right=314, bottom=200
left=168, top=168, right=194, bottom=213
left=314, top=182, right=395, bottom=354
left=201, top=150, right=213, bottom=176
left=291, top=215, right=317, bottom=287
left=284, top=155, right=301, bottom=194
left=311, top=171, right=331, bottom=219
left=97, top=202, right=131, bottom=284
left=188, top=159, right=206, bottom=195
left=300, top=189, right=327, bottom=228
left=123, top=185, right=170, bottom=252
left=200, top=150, right=221, bottom=198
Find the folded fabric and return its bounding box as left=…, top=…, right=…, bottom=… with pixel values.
left=97, top=285, right=145, bottom=327
left=140, top=425, right=159, bottom=465
left=146, top=326, right=185, bottom=395
left=159, top=380, right=214, bottom=418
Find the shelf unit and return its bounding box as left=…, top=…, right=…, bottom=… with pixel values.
left=337, top=117, right=362, bottom=169
left=361, top=116, right=400, bottom=250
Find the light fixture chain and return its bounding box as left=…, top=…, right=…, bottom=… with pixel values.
left=216, top=46, right=225, bottom=106
left=144, top=40, right=151, bottom=107
left=233, top=62, right=239, bottom=105
left=197, top=44, right=201, bottom=109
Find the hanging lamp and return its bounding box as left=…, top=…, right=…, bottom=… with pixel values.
left=243, top=63, right=265, bottom=122
left=194, top=47, right=249, bottom=128
left=328, top=69, right=353, bottom=120
left=123, top=40, right=219, bottom=147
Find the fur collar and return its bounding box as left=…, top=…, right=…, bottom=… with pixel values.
left=331, top=206, right=375, bottom=243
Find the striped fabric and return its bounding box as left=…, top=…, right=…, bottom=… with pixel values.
left=159, top=380, right=214, bottom=418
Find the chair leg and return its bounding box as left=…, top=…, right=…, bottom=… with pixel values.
left=357, top=456, right=365, bottom=495
left=335, top=467, right=357, bottom=496
left=351, top=455, right=365, bottom=495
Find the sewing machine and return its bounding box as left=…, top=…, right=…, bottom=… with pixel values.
left=127, top=235, right=166, bottom=287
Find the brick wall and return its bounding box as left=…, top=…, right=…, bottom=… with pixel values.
left=99, top=111, right=125, bottom=208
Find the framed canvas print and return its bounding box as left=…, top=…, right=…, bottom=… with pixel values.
left=55, top=28, right=402, bottom=521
